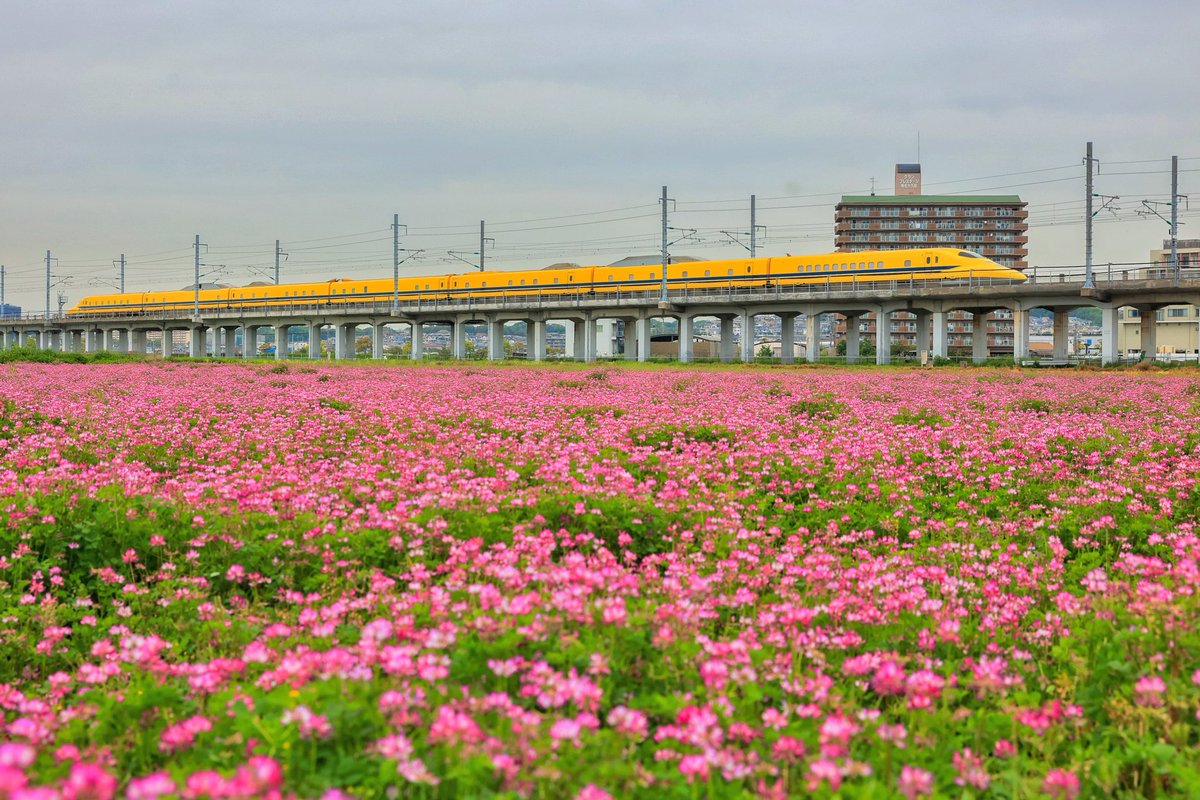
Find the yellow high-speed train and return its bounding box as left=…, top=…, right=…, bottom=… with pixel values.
left=66, top=247, right=1024, bottom=316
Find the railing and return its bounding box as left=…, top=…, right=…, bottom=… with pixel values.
left=5, top=268, right=1200, bottom=328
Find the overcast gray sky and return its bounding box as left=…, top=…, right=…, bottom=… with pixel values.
left=2, top=0, right=1197, bottom=312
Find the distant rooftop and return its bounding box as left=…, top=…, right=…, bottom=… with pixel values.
left=839, top=194, right=1025, bottom=205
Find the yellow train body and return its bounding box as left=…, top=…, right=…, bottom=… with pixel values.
left=66, top=248, right=1023, bottom=316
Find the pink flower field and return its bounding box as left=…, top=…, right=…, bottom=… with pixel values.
left=0, top=361, right=1198, bottom=798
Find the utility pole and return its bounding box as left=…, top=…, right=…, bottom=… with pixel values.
left=660, top=186, right=670, bottom=302
left=1, top=264, right=5, bottom=318
left=1084, top=141, right=1096, bottom=290
left=116, top=254, right=125, bottom=294
left=275, top=240, right=282, bottom=285
left=393, top=214, right=401, bottom=311
left=1138, top=156, right=1187, bottom=284
left=750, top=194, right=758, bottom=259
left=389, top=215, right=421, bottom=311
left=479, top=221, right=487, bottom=272
left=193, top=235, right=201, bottom=318
left=45, top=250, right=52, bottom=321
left=1171, top=155, right=1179, bottom=285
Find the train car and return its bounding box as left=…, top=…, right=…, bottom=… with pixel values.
left=448, top=266, right=593, bottom=299
left=66, top=247, right=1023, bottom=316
left=71, top=292, right=148, bottom=314
left=768, top=248, right=1024, bottom=286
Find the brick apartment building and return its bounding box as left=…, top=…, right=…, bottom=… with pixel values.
left=831, top=164, right=1028, bottom=356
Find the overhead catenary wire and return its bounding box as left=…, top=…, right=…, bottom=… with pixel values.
left=1, top=157, right=1191, bottom=300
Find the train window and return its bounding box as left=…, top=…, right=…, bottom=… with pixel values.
left=628, top=274, right=634, bottom=280
left=705, top=270, right=711, bottom=276
left=608, top=274, right=614, bottom=281
left=934, top=256, right=939, bottom=263
left=532, top=279, right=538, bottom=285
left=682, top=271, right=688, bottom=278
left=520, top=280, right=525, bottom=285
left=746, top=266, right=751, bottom=273
left=727, top=269, right=733, bottom=276
left=859, top=262, right=865, bottom=269
left=553, top=278, right=559, bottom=284
left=569, top=276, right=574, bottom=281
left=905, top=260, right=912, bottom=267
left=650, top=273, right=656, bottom=279
left=926, top=257, right=931, bottom=264
left=508, top=280, right=513, bottom=286
left=481, top=281, right=487, bottom=287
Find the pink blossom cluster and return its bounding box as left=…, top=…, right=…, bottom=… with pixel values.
left=0, top=362, right=1197, bottom=796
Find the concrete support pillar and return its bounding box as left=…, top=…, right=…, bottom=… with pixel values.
left=679, top=315, right=694, bottom=362
left=719, top=316, right=736, bottom=362
left=780, top=314, right=796, bottom=364
left=739, top=312, right=756, bottom=362
left=582, top=316, right=597, bottom=362
left=1052, top=310, right=1069, bottom=359
left=1139, top=310, right=1157, bottom=359
left=1012, top=309, right=1030, bottom=361
left=1101, top=306, right=1119, bottom=364
left=131, top=330, right=148, bottom=355
left=242, top=326, right=256, bottom=359
left=805, top=313, right=820, bottom=362
left=40, top=330, right=52, bottom=350
left=488, top=318, right=505, bottom=360
left=620, top=319, right=637, bottom=360
left=373, top=324, right=385, bottom=359
left=634, top=317, right=651, bottom=362
left=528, top=319, right=546, bottom=361
left=410, top=322, right=424, bottom=360
left=563, top=320, right=575, bottom=359
left=273, top=325, right=288, bottom=360
left=452, top=321, right=468, bottom=360
left=876, top=310, right=890, bottom=365
left=189, top=328, right=205, bottom=358
left=334, top=324, right=352, bottom=360
left=308, top=323, right=322, bottom=359
left=845, top=314, right=860, bottom=364
left=932, top=311, right=948, bottom=358
left=913, top=311, right=931, bottom=360
left=972, top=312, right=990, bottom=363
left=570, top=320, right=585, bottom=361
